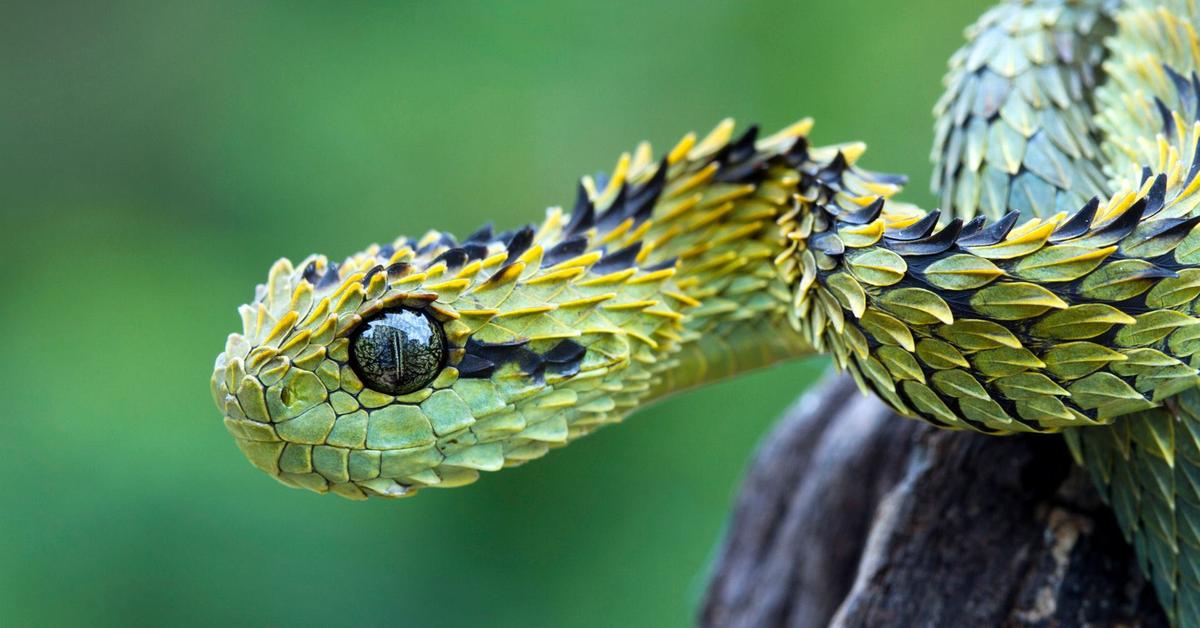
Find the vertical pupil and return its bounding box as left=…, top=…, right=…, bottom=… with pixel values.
left=350, top=308, right=445, bottom=395
left=391, top=329, right=403, bottom=389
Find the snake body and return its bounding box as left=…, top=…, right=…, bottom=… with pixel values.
left=212, top=1, right=1200, bottom=622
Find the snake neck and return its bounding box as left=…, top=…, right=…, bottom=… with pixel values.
left=597, top=119, right=821, bottom=400
left=629, top=121, right=919, bottom=401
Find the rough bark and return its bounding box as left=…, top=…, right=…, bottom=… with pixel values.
left=700, top=373, right=1168, bottom=628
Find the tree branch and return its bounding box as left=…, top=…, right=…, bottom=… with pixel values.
left=701, top=373, right=1166, bottom=628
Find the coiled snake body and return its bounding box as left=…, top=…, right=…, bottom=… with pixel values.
left=212, top=0, right=1200, bottom=622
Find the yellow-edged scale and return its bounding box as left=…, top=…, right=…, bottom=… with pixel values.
left=212, top=1, right=1200, bottom=623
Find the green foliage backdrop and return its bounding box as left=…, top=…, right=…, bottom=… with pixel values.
left=1, top=1, right=989, bottom=625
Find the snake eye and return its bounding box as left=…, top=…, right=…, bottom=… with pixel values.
left=349, top=308, right=446, bottom=395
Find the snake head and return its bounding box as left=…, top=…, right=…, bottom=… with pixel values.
left=211, top=185, right=694, bottom=499
left=214, top=227, right=597, bottom=499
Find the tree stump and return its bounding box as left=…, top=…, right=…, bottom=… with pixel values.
left=700, top=373, right=1168, bottom=627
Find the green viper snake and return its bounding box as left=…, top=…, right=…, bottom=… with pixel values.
left=211, top=0, right=1200, bottom=623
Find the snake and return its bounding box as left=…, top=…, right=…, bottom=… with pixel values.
left=210, top=0, right=1200, bottom=623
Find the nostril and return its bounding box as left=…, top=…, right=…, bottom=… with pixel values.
left=266, top=370, right=327, bottom=420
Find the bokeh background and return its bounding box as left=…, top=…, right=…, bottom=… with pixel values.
left=2, top=1, right=992, bottom=625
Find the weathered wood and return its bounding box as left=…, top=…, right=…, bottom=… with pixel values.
left=701, top=373, right=1167, bottom=628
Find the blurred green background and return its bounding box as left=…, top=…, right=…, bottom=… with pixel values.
left=1, top=1, right=991, bottom=625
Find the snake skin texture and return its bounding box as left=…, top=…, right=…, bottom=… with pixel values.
left=212, top=0, right=1200, bottom=623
